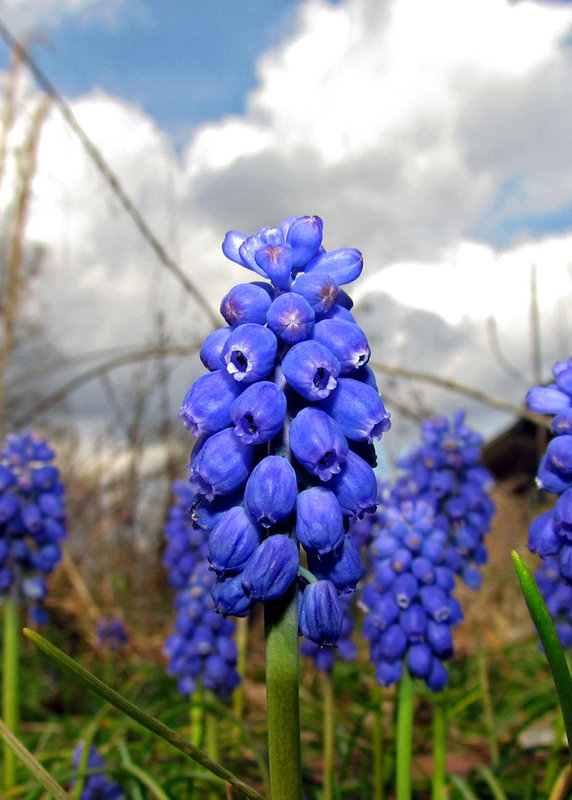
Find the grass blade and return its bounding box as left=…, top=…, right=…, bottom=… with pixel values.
left=23, top=628, right=265, bottom=800
left=0, top=718, right=70, bottom=800
left=512, top=551, right=572, bottom=765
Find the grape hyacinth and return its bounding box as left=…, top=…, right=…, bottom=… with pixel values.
left=178, top=216, right=391, bottom=647
left=96, top=618, right=128, bottom=652
left=72, top=743, right=123, bottom=800
left=526, top=357, right=572, bottom=649
left=392, top=410, right=495, bottom=589
left=360, top=497, right=463, bottom=691
left=163, top=481, right=240, bottom=698
left=0, top=430, right=67, bottom=623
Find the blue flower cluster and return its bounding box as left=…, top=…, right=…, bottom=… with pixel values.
left=179, top=216, right=391, bottom=647
left=0, top=431, right=66, bottom=623
left=526, top=357, right=572, bottom=648
left=72, top=743, right=122, bottom=800
left=393, top=410, right=494, bottom=589
left=163, top=481, right=240, bottom=698
left=96, top=617, right=128, bottom=651
left=360, top=497, right=463, bottom=690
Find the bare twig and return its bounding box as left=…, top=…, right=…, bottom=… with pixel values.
left=0, top=95, right=49, bottom=434
left=0, top=17, right=220, bottom=329
left=369, top=360, right=550, bottom=428
left=11, top=342, right=201, bottom=427
left=486, top=316, right=529, bottom=385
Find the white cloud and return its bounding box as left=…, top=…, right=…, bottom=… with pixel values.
left=353, top=236, right=572, bottom=327
left=1, top=0, right=106, bottom=34
left=5, top=0, right=572, bottom=442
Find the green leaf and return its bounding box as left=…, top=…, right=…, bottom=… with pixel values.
left=511, top=550, right=572, bottom=765
left=0, top=718, right=71, bottom=800
left=23, top=628, right=265, bottom=800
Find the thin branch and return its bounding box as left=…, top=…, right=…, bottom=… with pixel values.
left=486, top=316, right=529, bottom=385
left=0, top=17, right=220, bottom=329
left=369, top=360, right=550, bottom=428
left=12, top=343, right=201, bottom=428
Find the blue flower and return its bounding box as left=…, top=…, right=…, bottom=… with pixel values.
left=0, top=431, right=67, bottom=622
left=289, top=407, right=348, bottom=481
left=231, top=380, right=287, bottom=445
left=361, top=497, right=461, bottom=691
left=390, top=410, right=495, bottom=588
left=244, top=455, right=298, bottom=528
left=72, top=743, right=123, bottom=800
left=222, top=323, right=278, bottom=383
left=177, top=216, right=389, bottom=646
left=220, top=282, right=272, bottom=327
left=525, top=358, right=572, bottom=651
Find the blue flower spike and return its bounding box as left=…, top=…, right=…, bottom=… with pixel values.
left=178, top=216, right=391, bottom=647
left=0, top=431, right=67, bottom=624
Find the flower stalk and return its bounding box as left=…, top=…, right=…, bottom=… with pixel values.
left=2, top=595, right=19, bottom=792
left=431, top=694, right=447, bottom=800
left=323, top=671, right=335, bottom=800
left=264, top=581, right=302, bottom=800
left=396, top=667, right=414, bottom=800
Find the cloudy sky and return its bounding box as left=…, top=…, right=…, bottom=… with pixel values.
left=2, top=0, right=572, bottom=457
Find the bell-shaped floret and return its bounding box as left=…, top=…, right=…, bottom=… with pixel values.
left=189, top=428, right=254, bottom=501
left=407, top=642, right=433, bottom=678
left=305, top=247, right=363, bottom=285
left=178, top=370, right=243, bottom=437
left=376, top=658, right=403, bottom=686
left=291, top=271, right=338, bottom=314
left=208, top=506, right=261, bottom=575
left=392, top=572, right=419, bottom=610
left=319, top=378, right=391, bottom=442
left=220, top=282, right=273, bottom=327
left=419, top=585, right=451, bottom=623
left=426, top=658, right=449, bottom=691
left=307, top=535, right=362, bottom=593
left=244, top=456, right=298, bottom=528
left=329, top=451, right=377, bottom=519
left=222, top=323, right=278, bottom=383
left=426, top=620, right=454, bottom=659
left=290, top=407, right=348, bottom=481
left=200, top=327, right=232, bottom=371
left=527, top=384, right=572, bottom=415
left=376, top=624, right=408, bottom=660
left=213, top=573, right=254, bottom=617
left=537, top=435, right=572, bottom=494
left=254, top=245, right=294, bottom=290
left=401, top=602, right=427, bottom=642
left=299, top=580, right=343, bottom=646
left=266, top=292, right=315, bottom=344
left=282, top=340, right=340, bottom=401
left=312, top=319, right=370, bottom=374
left=241, top=534, right=299, bottom=601
left=231, top=381, right=287, bottom=445
left=285, top=215, right=323, bottom=267
left=296, top=486, right=345, bottom=556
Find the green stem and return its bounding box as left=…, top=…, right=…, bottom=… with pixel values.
left=233, top=616, right=249, bottom=726
left=206, top=695, right=220, bottom=800
left=264, top=582, right=302, bottom=800
left=3, top=596, right=20, bottom=793
left=190, top=679, right=204, bottom=750
left=432, top=694, right=447, bottom=800
left=475, top=624, right=499, bottom=766
left=396, top=667, right=414, bottom=800
left=372, top=684, right=385, bottom=800
left=323, top=671, right=334, bottom=800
